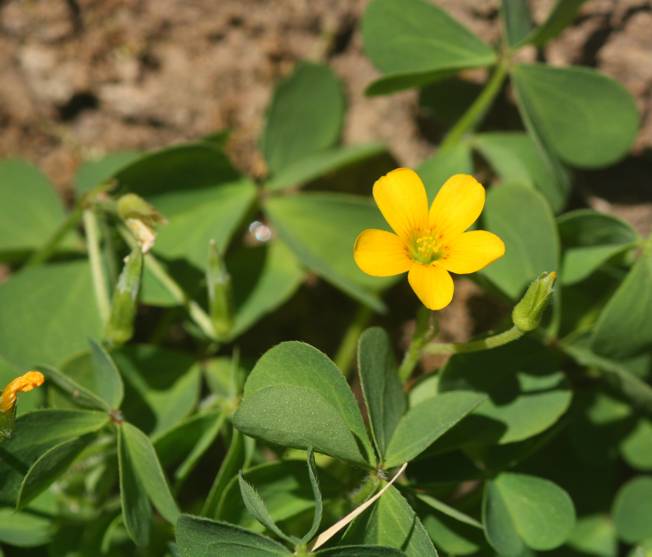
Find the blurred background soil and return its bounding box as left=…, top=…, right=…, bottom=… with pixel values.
left=0, top=0, right=651, bottom=345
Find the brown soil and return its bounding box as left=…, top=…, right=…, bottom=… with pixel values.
left=1, top=0, right=651, bottom=342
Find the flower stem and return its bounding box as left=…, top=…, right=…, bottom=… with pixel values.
left=25, top=206, right=84, bottom=268
left=83, top=209, right=111, bottom=324
left=398, top=307, right=438, bottom=383
left=118, top=227, right=217, bottom=341
left=440, top=58, right=509, bottom=149
left=334, top=305, right=373, bottom=376
left=425, top=325, right=524, bottom=356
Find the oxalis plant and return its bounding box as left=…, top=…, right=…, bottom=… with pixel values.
left=1, top=0, right=651, bottom=555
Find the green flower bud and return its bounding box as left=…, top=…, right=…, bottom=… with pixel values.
left=207, top=240, right=233, bottom=339
left=117, top=194, right=167, bottom=253
left=105, top=247, right=143, bottom=346
left=512, top=271, right=557, bottom=332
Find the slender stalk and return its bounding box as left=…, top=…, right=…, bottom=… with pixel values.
left=440, top=58, right=509, bottom=149
left=398, top=307, right=437, bottom=383
left=334, top=305, right=373, bottom=376
left=425, top=325, right=524, bottom=356
left=25, top=206, right=83, bottom=267
left=83, top=209, right=111, bottom=324
left=118, top=227, right=217, bottom=341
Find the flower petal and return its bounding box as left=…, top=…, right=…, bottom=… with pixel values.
left=408, top=264, right=454, bottom=310
left=429, top=174, right=486, bottom=238
left=373, top=168, right=429, bottom=241
left=354, top=229, right=411, bottom=277
left=442, top=230, right=506, bottom=274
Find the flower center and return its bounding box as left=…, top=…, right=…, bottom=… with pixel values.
left=409, top=231, right=443, bottom=265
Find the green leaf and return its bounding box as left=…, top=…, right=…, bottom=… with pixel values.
left=567, top=514, right=617, bottom=557
left=481, top=184, right=559, bottom=299
left=416, top=493, right=483, bottom=530
left=0, top=261, right=102, bottom=368
left=484, top=473, right=575, bottom=554
left=262, top=62, right=344, bottom=175
left=304, top=447, right=323, bottom=543
left=520, top=0, right=589, bottom=47
left=362, top=0, right=495, bottom=95
left=120, top=422, right=179, bottom=524
left=317, top=547, right=406, bottom=556
left=613, top=476, right=652, bottom=543
left=0, top=508, right=53, bottom=547
left=591, top=254, right=652, bottom=358
left=512, top=63, right=639, bottom=168
left=16, top=433, right=96, bottom=509
left=238, top=473, right=296, bottom=544
left=117, top=424, right=151, bottom=547
left=89, top=340, right=124, bottom=409
left=621, top=419, right=652, bottom=471
left=228, top=240, right=304, bottom=339
left=203, top=428, right=246, bottom=517
left=473, top=132, right=569, bottom=212
left=416, top=143, right=474, bottom=201
left=39, top=363, right=110, bottom=411
left=234, top=342, right=374, bottom=466
left=438, top=338, right=572, bottom=445
left=266, top=193, right=393, bottom=311
left=176, top=515, right=290, bottom=557
left=0, top=409, right=108, bottom=505
left=0, top=159, right=77, bottom=260
left=357, top=327, right=406, bottom=459
left=501, top=0, right=533, bottom=47
left=383, top=392, right=484, bottom=468
left=266, top=144, right=386, bottom=191
left=558, top=209, right=638, bottom=285
left=74, top=151, right=141, bottom=196
left=344, top=485, right=438, bottom=557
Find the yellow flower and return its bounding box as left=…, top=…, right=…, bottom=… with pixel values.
left=0, top=371, right=45, bottom=414
left=354, top=169, right=505, bottom=310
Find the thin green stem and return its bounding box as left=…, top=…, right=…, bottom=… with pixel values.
left=398, top=307, right=437, bottom=383
left=440, top=58, right=509, bottom=149
left=118, top=227, right=217, bottom=341
left=425, top=325, right=524, bottom=356
left=25, top=206, right=83, bottom=268
left=83, top=209, right=111, bottom=324
left=334, top=305, right=373, bottom=376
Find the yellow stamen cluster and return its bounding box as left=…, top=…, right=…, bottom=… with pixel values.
left=410, top=231, right=445, bottom=265
left=0, top=371, right=45, bottom=414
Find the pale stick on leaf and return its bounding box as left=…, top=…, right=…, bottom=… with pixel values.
left=310, top=462, right=408, bottom=552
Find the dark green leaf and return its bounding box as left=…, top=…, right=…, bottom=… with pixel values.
left=591, top=254, right=652, bottom=358
left=262, top=62, right=344, bottom=175
left=203, top=427, right=246, bottom=517
left=304, top=448, right=323, bottom=543
left=121, top=422, right=179, bottom=524
left=39, top=363, right=110, bottom=411
left=501, top=0, right=532, bottom=47
left=558, top=209, right=638, bottom=285
left=512, top=63, right=638, bottom=168
left=481, top=184, right=559, bottom=299
left=484, top=473, right=576, bottom=554
left=613, top=476, right=652, bottom=543
left=416, top=143, right=474, bottom=200
left=74, top=151, right=141, bottom=196
left=0, top=409, right=108, bottom=505
left=317, top=547, right=406, bottom=556
left=521, top=0, right=589, bottom=47
left=233, top=342, right=374, bottom=466
left=344, top=485, right=438, bottom=557
left=357, top=327, right=406, bottom=459
left=473, top=132, right=569, bottom=212
left=266, top=144, right=386, bottom=191
left=89, top=340, right=124, bottom=409
left=176, top=514, right=290, bottom=557
left=362, top=0, right=495, bottom=95
left=16, top=433, right=96, bottom=509
left=117, top=424, right=151, bottom=546
left=438, top=338, right=572, bottom=445
left=384, top=392, right=484, bottom=468
left=265, top=193, right=393, bottom=311
left=0, top=261, right=102, bottom=369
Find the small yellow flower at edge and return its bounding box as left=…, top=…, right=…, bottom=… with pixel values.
left=0, top=371, right=45, bottom=414
left=354, top=169, right=505, bottom=310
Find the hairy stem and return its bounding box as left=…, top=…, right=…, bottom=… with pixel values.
left=398, top=307, right=437, bottom=382
left=83, top=209, right=111, bottom=324
left=425, top=325, right=524, bottom=356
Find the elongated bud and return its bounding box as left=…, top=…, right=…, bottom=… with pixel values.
left=512, top=272, right=557, bottom=332
left=117, top=194, right=166, bottom=253
left=207, top=240, right=233, bottom=338
left=105, top=247, right=143, bottom=346
left=1, top=371, right=45, bottom=440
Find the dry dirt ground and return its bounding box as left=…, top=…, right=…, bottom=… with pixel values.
left=0, top=0, right=651, bottom=342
